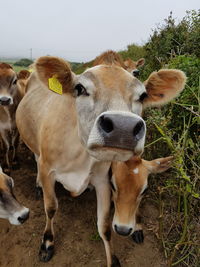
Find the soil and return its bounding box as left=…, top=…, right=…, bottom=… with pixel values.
left=0, top=145, right=167, bottom=267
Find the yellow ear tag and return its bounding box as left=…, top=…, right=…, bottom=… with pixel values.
left=29, top=68, right=34, bottom=73
left=48, top=76, right=63, bottom=95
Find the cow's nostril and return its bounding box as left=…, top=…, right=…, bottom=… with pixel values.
left=133, top=70, right=140, bottom=77
left=133, top=121, right=145, bottom=140
left=114, top=224, right=132, bottom=236
left=0, top=97, right=11, bottom=106
left=18, top=211, right=29, bottom=224
left=99, top=116, right=114, bottom=133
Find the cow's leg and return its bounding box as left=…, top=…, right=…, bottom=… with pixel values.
left=93, top=179, right=121, bottom=267
left=11, top=129, right=20, bottom=169
left=131, top=212, right=144, bottom=244
left=38, top=163, right=57, bottom=262
left=1, top=130, right=11, bottom=174
left=34, top=154, right=43, bottom=199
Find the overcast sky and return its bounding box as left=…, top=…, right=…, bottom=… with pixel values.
left=0, top=0, right=199, bottom=62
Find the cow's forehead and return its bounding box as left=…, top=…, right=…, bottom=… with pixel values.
left=0, top=68, right=15, bottom=79
left=80, top=65, right=145, bottom=96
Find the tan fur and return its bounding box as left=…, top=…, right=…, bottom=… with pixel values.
left=93, top=50, right=125, bottom=68
left=111, top=156, right=173, bottom=226
left=124, top=58, right=145, bottom=73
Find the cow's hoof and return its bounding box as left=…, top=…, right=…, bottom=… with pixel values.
left=131, top=230, right=144, bottom=244
left=39, top=243, right=54, bottom=262
left=35, top=186, right=43, bottom=200
left=111, top=255, right=121, bottom=267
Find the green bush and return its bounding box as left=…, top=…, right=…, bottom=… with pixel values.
left=14, top=58, right=33, bottom=67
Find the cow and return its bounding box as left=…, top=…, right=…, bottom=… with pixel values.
left=0, top=63, right=30, bottom=173
left=124, top=58, right=145, bottom=77
left=16, top=51, right=186, bottom=266
left=93, top=51, right=145, bottom=77
left=0, top=165, right=29, bottom=225
left=110, top=156, right=173, bottom=243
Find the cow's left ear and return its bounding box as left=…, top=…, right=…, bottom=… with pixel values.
left=143, top=69, right=186, bottom=107
left=144, top=156, right=173, bottom=174
left=136, top=58, right=145, bottom=67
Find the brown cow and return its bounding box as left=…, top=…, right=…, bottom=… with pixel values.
left=0, top=63, right=30, bottom=173
left=124, top=58, right=145, bottom=77
left=110, top=156, right=173, bottom=241
left=0, top=165, right=29, bottom=224
left=16, top=51, right=186, bottom=266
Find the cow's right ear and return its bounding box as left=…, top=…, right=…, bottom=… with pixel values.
left=136, top=58, right=145, bottom=67
left=35, top=56, right=73, bottom=94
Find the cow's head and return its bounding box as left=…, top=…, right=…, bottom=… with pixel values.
left=124, top=58, right=145, bottom=77
left=111, top=156, right=173, bottom=236
left=0, top=63, right=18, bottom=106
left=35, top=51, right=185, bottom=161
left=0, top=166, right=29, bottom=225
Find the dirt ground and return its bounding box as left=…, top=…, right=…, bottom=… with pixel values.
left=0, top=145, right=167, bottom=267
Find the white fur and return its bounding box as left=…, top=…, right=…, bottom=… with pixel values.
left=133, top=168, right=139, bottom=174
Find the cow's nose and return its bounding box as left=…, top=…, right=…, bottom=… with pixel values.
left=97, top=113, right=145, bottom=150
left=114, top=225, right=132, bottom=236
left=0, top=97, right=11, bottom=106
left=17, top=209, right=29, bottom=224
left=132, top=69, right=140, bottom=77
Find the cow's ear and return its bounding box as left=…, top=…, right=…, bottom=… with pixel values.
left=17, top=70, right=30, bottom=80
left=144, top=156, right=173, bottom=174
left=136, top=58, right=145, bottom=67
left=143, top=69, right=186, bottom=107
left=35, top=56, right=73, bottom=94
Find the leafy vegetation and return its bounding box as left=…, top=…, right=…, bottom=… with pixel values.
left=14, top=58, right=33, bottom=67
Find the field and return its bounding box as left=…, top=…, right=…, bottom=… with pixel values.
left=0, top=144, right=167, bottom=267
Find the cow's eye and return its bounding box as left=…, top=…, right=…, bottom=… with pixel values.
left=139, top=92, right=148, bottom=102
left=75, top=83, right=89, bottom=97
left=12, top=79, right=17, bottom=85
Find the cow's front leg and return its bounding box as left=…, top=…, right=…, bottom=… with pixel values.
left=11, top=129, right=20, bottom=169
left=93, top=179, right=121, bottom=267
left=38, top=164, right=58, bottom=262
left=132, top=212, right=144, bottom=244
left=1, top=130, right=11, bottom=174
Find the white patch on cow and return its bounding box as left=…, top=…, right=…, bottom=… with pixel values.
left=8, top=207, right=29, bottom=225
left=0, top=165, right=3, bottom=173
left=156, top=161, right=160, bottom=164
left=133, top=168, right=139, bottom=174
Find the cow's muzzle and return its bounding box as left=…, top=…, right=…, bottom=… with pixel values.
left=0, top=96, right=12, bottom=106
left=87, top=111, right=146, bottom=159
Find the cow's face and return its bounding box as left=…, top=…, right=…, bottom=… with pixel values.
left=0, top=168, right=29, bottom=225
left=0, top=63, right=18, bottom=106
left=35, top=52, right=186, bottom=161
left=124, top=58, right=145, bottom=77
left=111, top=156, right=172, bottom=236
left=75, top=65, right=147, bottom=160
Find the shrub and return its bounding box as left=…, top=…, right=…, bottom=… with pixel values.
left=14, top=58, right=33, bottom=67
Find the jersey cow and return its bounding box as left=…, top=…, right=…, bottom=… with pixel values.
left=0, top=165, right=29, bottom=225
left=93, top=51, right=145, bottom=77
left=16, top=51, right=186, bottom=266
left=110, top=156, right=173, bottom=243
left=0, top=63, right=30, bottom=173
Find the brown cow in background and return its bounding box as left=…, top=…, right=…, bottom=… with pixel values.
left=0, top=63, right=30, bottom=173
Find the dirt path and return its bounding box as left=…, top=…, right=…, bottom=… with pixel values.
left=0, top=145, right=167, bottom=267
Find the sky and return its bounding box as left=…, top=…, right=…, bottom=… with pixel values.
left=0, top=0, right=199, bottom=62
